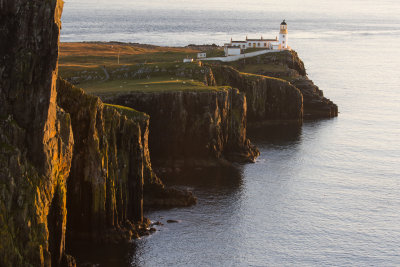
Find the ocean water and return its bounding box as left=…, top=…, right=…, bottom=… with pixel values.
left=61, top=0, right=400, bottom=266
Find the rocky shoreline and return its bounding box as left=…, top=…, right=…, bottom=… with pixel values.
left=0, top=1, right=338, bottom=266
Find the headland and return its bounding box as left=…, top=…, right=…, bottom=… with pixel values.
left=0, top=1, right=337, bottom=266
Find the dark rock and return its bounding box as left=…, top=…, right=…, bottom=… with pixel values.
left=61, top=253, right=77, bottom=267
left=210, top=65, right=303, bottom=124
left=291, top=77, right=338, bottom=119
left=0, top=1, right=196, bottom=266
left=97, top=88, right=259, bottom=167
left=57, top=79, right=149, bottom=241
left=167, top=220, right=179, bottom=223
left=218, top=50, right=338, bottom=119
left=0, top=0, right=75, bottom=266
left=144, top=183, right=197, bottom=209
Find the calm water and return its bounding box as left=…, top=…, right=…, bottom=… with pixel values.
left=62, top=1, right=400, bottom=266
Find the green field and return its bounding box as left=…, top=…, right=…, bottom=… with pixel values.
left=82, top=77, right=227, bottom=94
left=58, top=42, right=292, bottom=94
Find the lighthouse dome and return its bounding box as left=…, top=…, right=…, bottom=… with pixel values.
left=281, top=20, right=287, bottom=25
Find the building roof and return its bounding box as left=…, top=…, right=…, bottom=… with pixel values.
left=231, top=41, right=247, bottom=43
left=281, top=19, right=287, bottom=25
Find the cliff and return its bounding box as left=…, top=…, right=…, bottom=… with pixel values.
left=210, top=65, right=303, bottom=125
left=57, top=79, right=195, bottom=219
left=0, top=1, right=192, bottom=266
left=0, top=0, right=75, bottom=266
left=97, top=87, right=259, bottom=170
left=0, top=1, right=338, bottom=265
left=57, top=79, right=149, bottom=243
left=291, top=77, right=338, bottom=118
left=223, top=50, right=338, bottom=119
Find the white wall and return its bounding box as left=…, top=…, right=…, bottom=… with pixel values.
left=231, top=42, right=246, bottom=49
left=279, top=33, right=288, bottom=49
left=246, top=41, right=269, bottom=48
left=227, top=47, right=241, bottom=56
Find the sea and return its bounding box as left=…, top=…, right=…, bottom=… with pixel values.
left=61, top=0, right=400, bottom=266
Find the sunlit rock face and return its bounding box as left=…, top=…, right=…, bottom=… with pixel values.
left=213, top=50, right=337, bottom=120
left=97, top=88, right=259, bottom=170
left=0, top=1, right=160, bottom=266
left=57, top=79, right=147, bottom=242
left=0, top=0, right=75, bottom=266
left=210, top=65, right=304, bottom=125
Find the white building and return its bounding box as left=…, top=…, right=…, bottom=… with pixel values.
left=279, top=20, right=288, bottom=49
left=197, top=52, right=206, bottom=58
left=224, top=20, right=290, bottom=56
left=183, top=58, right=194, bottom=63
left=225, top=46, right=241, bottom=56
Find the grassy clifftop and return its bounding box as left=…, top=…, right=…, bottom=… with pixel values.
left=83, top=77, right=227, bottom=94
left=60, top=42, right=199, bottom=66
left=59, top=43, right=224, bottom=93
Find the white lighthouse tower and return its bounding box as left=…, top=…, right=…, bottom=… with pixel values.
left=279, top=19, right=288, bottom=49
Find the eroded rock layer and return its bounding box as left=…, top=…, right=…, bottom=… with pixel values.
left=0, top=0, right=74, bottom=266
left=210, top=65, right=304, bottom=125
left=57, top=79, right=150, bottom=243
left=223, top=50, right=338, bottom=119
left=291, top=77, right=338, bottom=119
left=97, top=88, right=259, bottom=169
left=58, top=79, right=196, bottom=215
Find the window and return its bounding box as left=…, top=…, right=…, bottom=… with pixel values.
left=283, top=41, right=285, bottom=44
left=264, top=43, right=267, bottom=47
left=258, top=43, right=260, bottom=47
left=283, top=35, right=285, bottom=38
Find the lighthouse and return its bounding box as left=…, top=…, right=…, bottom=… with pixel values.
left=279, top=19, right=288, bottom=49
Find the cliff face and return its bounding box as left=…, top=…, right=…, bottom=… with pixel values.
left=97, top=88, right=259, bottom=169
left=0, top=1, right=166, bottom=266
left=291, top=77, right=338, bottom=118
left=210, top=65, right=303, bottom=124
left=225, top=50, right=338, bottom=119
left=57, top=79, right=153, bottom=243
left=0, top=0, right=75, bottom=266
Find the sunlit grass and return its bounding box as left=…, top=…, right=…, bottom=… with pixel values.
left=104, top=103, right=148, bottom=119
left=59, top=42, right=200, bottom=67
left=239, top=71, right=288, bottom=83
left=82, top=76, right=227, bottom=94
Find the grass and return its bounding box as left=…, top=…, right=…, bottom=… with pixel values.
left=244, top=47, right=269, bottom=53
left=204, top=48, right=225, bottom=58
left=58, top=42, right=291, bottom=93
left=59, top=42, right=199, bottom=68
left=104, top=103, right=148, bottom=119
left=239, top=71, right=288, bottom=83
left=240, top=64, right=286, bottom=73
left=59, top=61, right=209, bottom=88
left=82, top=76, right=227, bottom=94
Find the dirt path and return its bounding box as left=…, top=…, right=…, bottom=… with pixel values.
left=101, top=66, right=110, bottom=81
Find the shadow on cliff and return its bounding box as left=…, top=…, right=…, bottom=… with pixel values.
left=66, top=241, right=141, bottom=267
